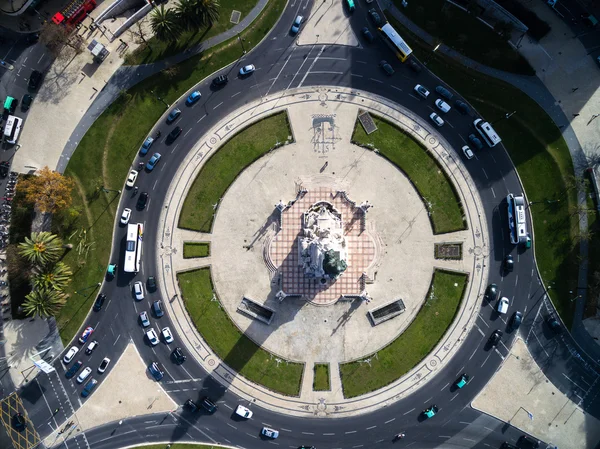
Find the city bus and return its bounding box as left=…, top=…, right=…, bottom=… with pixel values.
left=3, top=115, right=22, bottom=144
left=124, top=223, right=143, bottom=273
left=379, top=23, right=413, bottom=62
left=474, top=118, right=501, bottom=147
left=506, top=193, right=528, bottom=245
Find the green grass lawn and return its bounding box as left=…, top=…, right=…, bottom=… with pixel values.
left=179, top=112, right=292, bottom=232
left=52, top=0, right=287, bottom=344
left=313, top=363, right=330, bottom=391
left=391, top=0, right=534, bottom=75
left=125, top=0, right=260, bottom=65
left=352, top=115, right=466, bottom=234
left=178, top=268, right=304, bottom=396
left=340, top=270, right=467, bottom=398
left=183, top=242, right=211, bottom=258
left=388, top=18, right=579, bottom=326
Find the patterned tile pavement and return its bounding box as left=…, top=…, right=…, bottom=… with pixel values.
left=269, top=187, right=376, bottom=304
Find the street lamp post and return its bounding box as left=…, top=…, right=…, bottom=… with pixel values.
left=492, top=110, right=517, bottom=125
left=423, top=43, right=441, bottom=66
left=101, top=186, right=121, bottom=194
left=75, top=282, right=101, bottom=297
left=149, top=90, right=170, bottom=108
left=237, top=34, right=247, bottom=55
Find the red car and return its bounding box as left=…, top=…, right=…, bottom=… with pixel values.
left=78, top=326, right=94, bottom=344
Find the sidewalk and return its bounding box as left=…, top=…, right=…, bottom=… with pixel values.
left=386, top=2, right=600, bottom=366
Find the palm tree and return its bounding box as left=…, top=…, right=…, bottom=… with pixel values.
left=198, top=0, right=220, bottom=29
left=151, top=5, right=182, bottom=42
left=23, top=288, right=67, bottom=319
left=33, top=262, right=73, bottom=292
left=175, top=0, right=203, bottom=31
left=18, top=232, right=63, bottom=267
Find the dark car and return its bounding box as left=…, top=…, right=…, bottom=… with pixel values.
left=173, top=347, right=187, bottom=364
left=0, top=161, right=9, bottom=178
left=26, top=33, right=39, bottom=44
left=184, top=399, right=198, bottom=412
left=152, top=300, right=164, bottom=318
left=500, top=443, right=518, bottom=449
left=435, top=85, right=453, bottom=101
left=147, top=276, right=157, bottom=291
left=546, top=315, right=562, bottom=335
left=93, top=293, right=106, bottom=311
left=489, top=329, right=503, bottom=346
left=166, top=108, right=181, bottom=124
left=468, top=133, right=484, bottom=150
left=454, top=99, right=470, bottom=115
left=212, top=75, right=228, bottom=87
left=517, top=435, right=540, bottom=449
left=408, top=60, right=422, bottom=73
left=28, top=70, right=42, bottom=90
left=379, top=60, right=395, bottom=76
left=484, top=283, right=498, bottom=302
left=137, top=192, right=148, bottom=210
left=361, top=27, right=374, bottom=43
left=148, top=361, right=164, bottom=381
left=21, top=94, right=33, bottom=111
left=65, top=360, right=83, bottom=379
left=167, top=126, right=182, bottom=143
left=504, top=254, right=514, bottom=273
left=200, top=396, right=217, bottom=413
left=368, top=8, right=382, bottom=26
left=12, top=413, right=27, bottom=431
left=509, top=311, right=522, bottom=331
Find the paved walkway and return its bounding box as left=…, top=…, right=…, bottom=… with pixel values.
left=157, top=85, right=490, bottom=415
left=385, top=2, right=600, bottom=366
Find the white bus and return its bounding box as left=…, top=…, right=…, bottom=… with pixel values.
left=124, top=223, right=143, bottom=273
left=506, top=193, right=528, bottom=245
left=379, top=23, right=413, bottom=62
left=474, top=118, right=501, bottom=147
left=4, top=115, right=22, bottom=144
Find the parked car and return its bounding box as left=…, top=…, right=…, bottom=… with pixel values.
left=468, top=133, right=483, bottom=150
left=0, top=162, right=9, bottom=178
left=186, top=91, right=201, bottom=105
left=261, top=427, right=279, bottom=439
left=166, top=108, right=181, bottom=124
left=509, top=311, right=523, bottom=331
left=462, top=145, right=474, bottom=159
left=379, top=60, right=394, bottom=75
left=134, top=281, right=145, bottom=301
left=81, top=379, right=98, bottom=397
left=435, top=99, right=451, bottom=113
left=93, top=293, right=106, bottom=311
left=125, top=170, right=138, bottom=188
left=140, top=311, right=150, bottom=327
left=212, top=75, right=228, bottom=87
left=120, top=208, right=131, bottom=225
left=489, top=329, right=503, bottom=346
left=98, top=357, right=110, bottom=374
left=63, top=346, right=79, bottom=363
left=85, top=340, right=98, bottom=355
left=147, top=276, right=157, bottom=291
left=291, top=15, right=304, bottom=34
left=28, top=70, right=42, bottom=90
left=484, top=283, right=498, bottom=302
left=368, top=8, right=382, bottom=26
left=235, top=405, right=253, bottom=418
left=146, top=328, right=159, bottom=346
left=65, top=361, right=83, bottom=379
left=21, top=94, right=33, bottom=111
left=239, top=64, right=256, bottom=76
left=153, top=300, right=164, bottom=318
left=497, top=297, right=509, bottom=314
left=167, top=126, right=182, bottom=143
left=435, top=85, right=453, bottom=100
left=76, top=367, right=92, bottom=384
left=414, top=84, right=429, bottom=99
left=455, top=373, right=470, bottom=389
left=137, top=192, right=148, bottom=210
left=173, top=347, right=187, bottom=364
left=504, top=254, right=514, bottom=273
left=162, top=327, right=174, bottom=344
left=455, top=99, right=470, bottom=115
left=546, top=315, right=562, bottom=335
left=361, top=27, right=374, bottom=43
left=78, top=326, right=94, bottom=344
left=148, top=361, right=164, bottom=380
left=429, top=112, right=444, bottom=127
left=422, top=404, right=438, bottom=419
left=140, top=136, right=154, bottom=155
left=146, top=153, right=161, bottom=171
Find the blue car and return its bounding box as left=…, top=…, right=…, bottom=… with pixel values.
left=146, top=153, right=162, bottom=171
left=148, top=361, right=164, bottom=381
left=81, top=379, right=98, bottom=397
left=140, top=136, right=154, bottom=155
left=166, top=108, right=181, bottom=124
left=186, top=91, right=201, bottom=105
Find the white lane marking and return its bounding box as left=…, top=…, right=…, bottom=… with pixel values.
left=213, top=102, right=223, bottom=110
left=494, top=348, right=505, bottom=360
left=403, top=408, right=415, bottom=415
left=231, top=91, right=241, bottom=98
left=476, top=326, right=485, bottom=337
left=226, top=423, right=237, bottom=429
left=491, top=187, right=496, bottom=198
left=563, top=374, right=585, bottom=391
left=308, top=71, right=343, bottom=75
left=152, top=180, right=158, bottom=191
left=369, top=78, right=383, bottom=84
left=391, top=85, right=402, bottom=92
left=532, top=331, right=550, bottom=357
left=113, top=334, right=121, bottom=346
left=298, top=45, right=325, bottom=88
left=469, top=346, right=478, bottom=360
left=423, top=396, right=433, bottom=403
left=459, top=421, right=471, bottom=425
left=345, top=430, right=357, bottom=434
left=264, top=48, right=296, bottom=97
left=481, top=353, right=491, bottom=367
left=184, top=128, right=192, bottom=137
left=356, top=60, right=367, bottom=64
left=450, top=394, right=459, bottom=401
left=323, top=432, right=335, bottom=435
left=366, top=426, right=377, bottom=430
left=197, top=114, right=207, bottom=123
left=482, top=168, right=489, bottom=179
left=302, top=431, right=315, bottom=435
left=384, top=418, right=396, bottom=424
left=318, top=57, right=347, bottom=61
left=441, top=382, right=450, bottom=391
left=351, top=73, right=363, bottom=78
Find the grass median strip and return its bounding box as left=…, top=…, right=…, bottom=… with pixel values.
left=179, top=112, right=292, bottom=232
left=313, top=363, right=331, bottom=391
left=339, top=270, right=467, bottom=398
left=53, top=0, right=287, bottom=344
left=183, top=242, right=210, bottom=258
left=178, top=268, right=304, bottom=396
left=352, top=115, right=466, bottom=234
left=388, top=17, right=579, bottom=327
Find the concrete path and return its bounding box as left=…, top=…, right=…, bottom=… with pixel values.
left=156, top=85, right=490, bottom=416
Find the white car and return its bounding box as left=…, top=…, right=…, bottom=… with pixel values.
left=435, top=99, right=451, bottom=113
left=497, top=297, right=510, bottom=314
left=98, top=357, right=110, bottom=374
left=146, top=328, right=159, bottom=346
left=76, top=367, right=92, bottom=384
left=239, top=64, right=255, bottom=76
left=429, top=112, right=444, bottom=127
left=140, top=311, right=150, bottom=327
left=63, top=346, right=79, bottom=364
left=120, top=208, right=131, bottom=225
left=161, top=327, right=174, bottom=344
left=126, top=170, right=138, bottom=188
left=133, top=281, right=145, bottom=301
left=462, top=145, right=474, bottom=160
left=261, top=427, right=279, bottom=438
left=235, top=405, right=253, bottom=419
left=413, top=84, right=430, bottom=99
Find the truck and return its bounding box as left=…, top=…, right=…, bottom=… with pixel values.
left=51, top=0, right=97, bottom=29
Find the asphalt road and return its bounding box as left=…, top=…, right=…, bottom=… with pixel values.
left=14, top=1, right=600, bottom=449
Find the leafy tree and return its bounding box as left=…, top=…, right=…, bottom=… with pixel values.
left=18, top=232, right=63, bottom=267
left=33, top=262, right=73, bottom=292
left=176, top=0, right=203, bottom=31
left=198, top=0, right=220, bottom=28
left=151, top=5, right=182, bottom=42
left=22, top=288, right=67, bottom=319
left=19, top=166, right=75, bottom=214
left=127, top=17, right=153, bottom=51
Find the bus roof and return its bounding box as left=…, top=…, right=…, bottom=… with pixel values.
left=380, top=23, right=412, bottom=56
